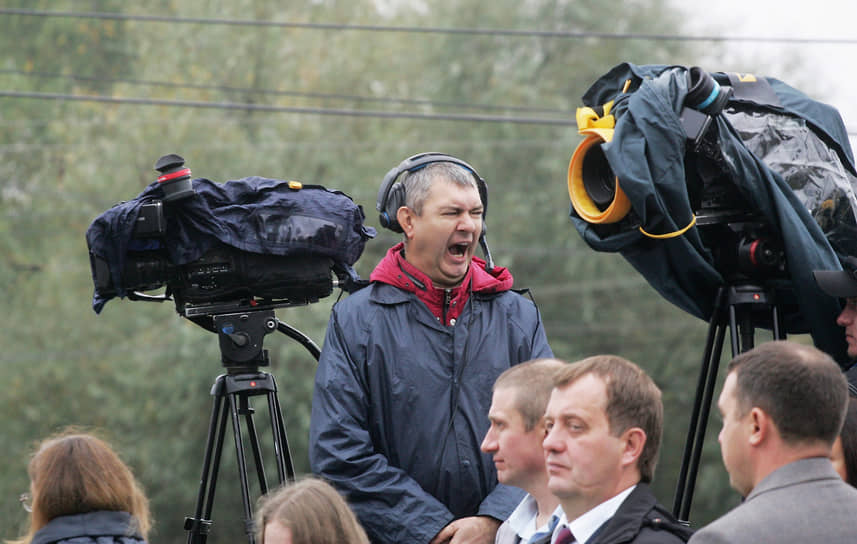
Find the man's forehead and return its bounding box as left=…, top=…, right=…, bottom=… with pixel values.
left=547, top=377, right=605, bottom=413
left=718, top=372, right=737, bottom=407
left=426, top=178, right=479, bottom=196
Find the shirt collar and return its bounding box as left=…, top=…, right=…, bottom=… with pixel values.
left=508, top=495, right=563, bottom=542
left=554, top=485, right=636, bottom=544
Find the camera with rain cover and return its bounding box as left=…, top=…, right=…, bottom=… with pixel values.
left=566, top=61, right=857, bottom=524
left=566, top=63, right=857, bottom=362
left=86, top=154, right=376, bottom=317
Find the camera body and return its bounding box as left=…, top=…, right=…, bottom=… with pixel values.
left=86, top=154, right=375, bottom=315
left=89, top=197, right=334, bottom=312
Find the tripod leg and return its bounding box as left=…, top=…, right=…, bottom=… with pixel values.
left=240, top=395, right=270, bottom=495
left=673, top=287, right=725, bottom=520
left=679, top=321, right=726, bottom=521
left=228, top=393, right=258, bottom=544
left=185, top=378, right=230, bottom=544
left=673, top=304, right=727, bottom=520
left=266, top=376, right=295, bottom=482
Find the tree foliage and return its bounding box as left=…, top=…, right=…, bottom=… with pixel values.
left=1, top=0, right=808, bottom=541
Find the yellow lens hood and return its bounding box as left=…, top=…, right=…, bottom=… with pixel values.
left=568, top=131, right=631, bottom=224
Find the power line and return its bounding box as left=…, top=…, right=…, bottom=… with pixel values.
left=0, top=68, right=574, bottom=116
left=2, top=8, right=857, bottom=44
left=0, top=90, right=577, bottom=125
left=2, top=90, right=855, bottom=136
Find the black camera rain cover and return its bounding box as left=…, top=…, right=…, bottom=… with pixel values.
left=570, top=62, right=857, bottom=366
left=86, top=176, right=376, bottom=311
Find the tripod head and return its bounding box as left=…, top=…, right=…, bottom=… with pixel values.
left=213, top=311, right=277, bottom=370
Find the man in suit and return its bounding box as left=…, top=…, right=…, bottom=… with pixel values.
left=689, top=340, right=857, bottom=543
left=543, top=355, right=691, bottom=544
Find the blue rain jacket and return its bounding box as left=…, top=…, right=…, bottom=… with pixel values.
left=309, top=259, right=552, bottom=543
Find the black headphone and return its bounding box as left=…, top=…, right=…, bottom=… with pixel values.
left=375, top=152, right=494, bottom=270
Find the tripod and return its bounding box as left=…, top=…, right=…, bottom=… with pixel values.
left=183, top=308, right=320, bottom=544
left=672, top=282, right=786, bottom=522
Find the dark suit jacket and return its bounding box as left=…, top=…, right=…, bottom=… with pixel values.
left=689, top=457, right=857, bottom=543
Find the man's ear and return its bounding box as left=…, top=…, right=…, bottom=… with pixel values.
left=397, top=206, right=416, bottom=239
left=748, top=407, right=769, bottom=447
left=621, top=427, right=647, bottom=467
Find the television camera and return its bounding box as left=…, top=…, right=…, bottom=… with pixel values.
left=85, top=154, right=375, bottom=544
left=566, top=63, right=857, bottom=521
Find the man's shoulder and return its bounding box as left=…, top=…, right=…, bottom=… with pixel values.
left=633, top=505, right=693, bottom=544
left=596, top=486, right=692, bottom=544
left=686, top=503, right=764, bottom=543
left=333, top=281, right=406, bottom=310
left=475, top=286, right=540, bottom=313
left=689, top=476, right=857, bottom=543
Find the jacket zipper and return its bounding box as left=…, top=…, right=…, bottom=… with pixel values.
left=442, top=288, right=452, bottom=325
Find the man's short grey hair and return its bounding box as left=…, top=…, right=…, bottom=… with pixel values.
left=402, top=162, right=479, bottom=215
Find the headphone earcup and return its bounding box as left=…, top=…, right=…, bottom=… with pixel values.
left=379, top=182, right=406, bottom=233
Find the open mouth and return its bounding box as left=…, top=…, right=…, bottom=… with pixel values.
left=449, top=242, right=469, bottom=257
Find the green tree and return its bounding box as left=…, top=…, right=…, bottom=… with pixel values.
left=1, top=0, right=812, bottom=540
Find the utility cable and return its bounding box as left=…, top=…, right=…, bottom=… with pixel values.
left=2, top=90, right=854, bottom=135
left=1, top=8, right=856, bottom=44
left=0, top=68, right=575, bottom=115
left=0, top=90, right=577, bottom=125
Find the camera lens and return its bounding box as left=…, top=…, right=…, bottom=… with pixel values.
left=581, top=145, right=616, bottom=209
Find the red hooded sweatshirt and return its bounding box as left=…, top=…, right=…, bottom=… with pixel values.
left=369, top=242, right=514, bottom=326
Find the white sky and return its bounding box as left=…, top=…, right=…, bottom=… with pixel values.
left=672, top=0, right=857, bottom=149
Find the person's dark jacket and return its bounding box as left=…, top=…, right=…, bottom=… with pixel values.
left=588, top=484, right=692, bottom=544
left=309, top=244, right=553, bottom=543
left=31, top=511, right=146, bottom=544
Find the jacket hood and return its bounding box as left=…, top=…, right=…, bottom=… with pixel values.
left=369, top=242, right=513, bottom=325
left=370, top=242, right=513, bottom=294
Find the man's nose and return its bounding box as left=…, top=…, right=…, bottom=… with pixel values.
left=543, top=427, right=560, bottom=452
left=480, top=430, right=496, bottom=453
left=458, top=214, right=479, bottom=233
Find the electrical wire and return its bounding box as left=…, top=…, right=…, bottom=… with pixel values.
left=0, top=90, right=577, bottom=125
left=1, top=8, right=856, bottom=44
left=0, top=68, right=575, bottom=115
left=2, top=90, right=855, bottom=135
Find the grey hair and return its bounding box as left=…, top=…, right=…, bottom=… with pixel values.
left=402, top=162, right=478, bottom=215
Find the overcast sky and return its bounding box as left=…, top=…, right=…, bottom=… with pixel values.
left=672, top=0, right=857, bottom=149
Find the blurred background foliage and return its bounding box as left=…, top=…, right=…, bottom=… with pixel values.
left=0, top=0, right=832, bottom=541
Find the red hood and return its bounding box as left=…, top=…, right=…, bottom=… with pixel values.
left=369, top=242, right=513, bottom=324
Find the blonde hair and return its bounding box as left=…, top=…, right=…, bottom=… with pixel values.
left=256, top=477, right=369, bottom=544
left=494, top=358, right=567, bottom=430
left=9, top=428, right=151, bottom=544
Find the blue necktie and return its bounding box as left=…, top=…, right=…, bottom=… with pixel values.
left=528, top=514, right=560, bottom=544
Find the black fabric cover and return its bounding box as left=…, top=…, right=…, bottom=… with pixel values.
left=570, top=63, right=857, bottom=366
left=86, top=176, right=376, bottom=313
